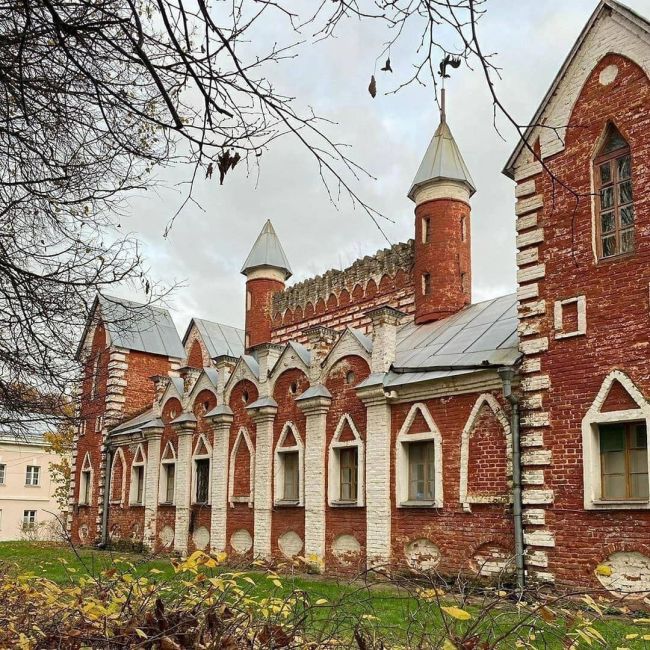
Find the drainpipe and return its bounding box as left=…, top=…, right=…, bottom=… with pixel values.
left=498, top=366, right=525, bottom=592
left=99, top=446, right=113, bottom=548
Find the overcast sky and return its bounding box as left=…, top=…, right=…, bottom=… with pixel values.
left=119, top=0, right=650, bottom=336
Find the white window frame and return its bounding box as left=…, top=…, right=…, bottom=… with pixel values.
left=79, top=452, right=93, bottom=505
left=228, top=427, right=255, bottom=506
left=129, top=444, right=146, bottom=506
left=22, top=509, right=37, bottom=528
left=582, top=370, right=650, bottom=510
left=25, top=465, right=40, bottom=487
left=395, top=403, right=443, bottom=508
left=554, top=295, right=587, bottom=339
left=274, top=422, right=304, bottom=506
left=0, top=463, right=5, bottom=485
left=159, top=441, right=177, bottom=505
left=95, top=415, right=103, bottom=433
left=328, top=413, right=365, bottom=507
left=192, top=434, right=212, bottom=505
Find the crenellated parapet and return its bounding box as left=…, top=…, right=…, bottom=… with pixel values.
left=271, top=241, right=415, bottom=330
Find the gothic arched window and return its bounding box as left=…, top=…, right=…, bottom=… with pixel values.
left=595, top=124, right=634, bottom=259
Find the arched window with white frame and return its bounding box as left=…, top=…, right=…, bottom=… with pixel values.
left=159, top=441, right=176, bottom=505
left=395, top=403, right=443, bottom=508
left=229, top=428, right=255, bottom=506
left=79, top=452, right=94, bottom=505
left=109, top=447, right=126, bottom=505
left=274, top=422, right=304, bottom=506
left=192, top=434, right=212, bottom=505
left=328, top=413, right=365, bottom=507
left=129, top=444, right=146, bottom=506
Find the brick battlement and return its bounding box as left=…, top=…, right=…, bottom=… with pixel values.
left=271, top=240, right=414, bottom=319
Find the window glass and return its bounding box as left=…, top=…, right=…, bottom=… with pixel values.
left=195, top=458, right=210, bottom=503
left=0, top=464, right=5, bottom=484
left=339, top=447, right=358, bottom=501
left=23, top=510, right=36, bottom=527
left=133, top=466, right=144, bottom=504
left=282, top=452, right=299, bottom=501
left=164, top=464, right=175, bottom=503
left=25, top=465, right=40, bottom=486
left=81, top=470, right=91, bottom=504
left=600, top=423, right=648, bottom=500
left=408, top=441, right=435, bottom=501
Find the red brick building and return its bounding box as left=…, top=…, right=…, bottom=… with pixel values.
left=70, top=0, right=650, bottom=596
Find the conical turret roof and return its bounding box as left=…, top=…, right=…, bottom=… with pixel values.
left=408, top=118, right=476, bottom=201
left=241, top=219, right=292, bottom=279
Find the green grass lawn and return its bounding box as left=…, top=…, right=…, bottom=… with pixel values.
left=1, top=541, right=649, bottom=648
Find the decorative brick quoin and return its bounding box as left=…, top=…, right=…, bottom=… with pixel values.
left=70, top=0, right=650, bottom=595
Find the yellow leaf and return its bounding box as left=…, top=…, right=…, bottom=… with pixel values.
left=441, top=606, right=472, bottom=621
left=642, top=635, right=650, bottom=641
left=272, top=579, right=282, bottom=588
left=595, top=564, right=612, bottom=576
left=633, top=618, right=650, bottom=624
left=442, top=640, right=457, bottom=650
left=135, top=629, right=148, bottom=639
left=243, top=576, right=256, bottom=585
left=315, top=599, right=328, bottom=605
left=625, top=634, right=638, bottom=640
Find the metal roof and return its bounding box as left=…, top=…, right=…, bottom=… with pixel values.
left=110, top=408, right=156, bottom=435
left=241, top=220, right=292, bottom=278
left=296, top=384, right=332, bottom=401
left=408, top=119, right=476, bottom=200
left=186, top=318, right=245, bottom=359
left=0, top=412, right=61, bottom=445
left=386, top=293, right=520, bottom=388
left=80, top=295, right=185, bottom=360
left=503, top=0, right=649, bottom=178
left=246, top=396, right=278, bottom=410
left=287, top=341, right=311, bottom=368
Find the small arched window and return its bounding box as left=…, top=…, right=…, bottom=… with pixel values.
left=595, top=124, right=634, bottom=259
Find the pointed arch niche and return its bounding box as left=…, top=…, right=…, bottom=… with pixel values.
left=459, top=394, right=511, bottom=511
left=229, top=428, right=255, bottom=506
left=192, top=434, right=212, bottom=505
left=395, top=403, right=443, bottom=508
left=109, top=447, right=127, bottom=506
left=129, top=444, right=146, bottom=506
left=159, top=441, right=176, bottom=505
left=79, top=452, right=94, bottom=506
left=582, top=370, right=650, bottom=510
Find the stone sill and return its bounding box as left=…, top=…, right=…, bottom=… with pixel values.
left=274, top=500, right=302, bottom=508
left=329, top=500, right=363, bottom=508
left=398, top=500, right=440, bottom=509
left=159, top=501, right=176, bottom=507
left=588, top=499, right=650, bottom=510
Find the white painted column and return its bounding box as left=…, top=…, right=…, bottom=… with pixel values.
left=247, top=403, right=277, bottom=559
left=359, top=385, right=392, bottom=568
left=297, top=389, right=332, bottom=570
left=207, top=406, right=233, bottom=553
left=172, top=416, right=196, bottom=556
left=142, top=423, right=164, bottom=549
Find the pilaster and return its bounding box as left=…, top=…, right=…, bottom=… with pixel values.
left=297, top=386, right=332, bottom=569
left=206, top=405, right=234, bottom=553
left=172, top=414, right=196, bottom=556
left=142, top=421, right=164, bottom=548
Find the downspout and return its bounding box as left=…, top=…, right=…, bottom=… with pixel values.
left=99, top=446, right=113, bottom=548
left=498, top=366, right=525, bottom=592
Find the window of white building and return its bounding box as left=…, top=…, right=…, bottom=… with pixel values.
left=23, top=510, right=36, bottom=528
left=25, top=465, right=40, bottom=486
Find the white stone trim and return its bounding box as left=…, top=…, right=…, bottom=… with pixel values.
left=515, top=179, right=536, bottom=198
left=554, top=295, right=587, bottom=339
left=395, top=403, right=443, bottom=508
left=191, top=434, right=212, bottom=505
left=516, top=213, right=538, bottom=232
left=186, top=372, right=218, bottom=408
left=109, top=447, right=126, bottom=505
left=159, top=441, right=176, bottom=505
left=320, top=329, right=372, bottom=379
left=79, top=451, right=94, bottom=506
left=517, top=264, right=546, bottom=284
left=228, top=428, right=255, bottom=506
left=129, top=443, right=147, bottom=506
left=327, top=414, right=365, bottom=507
left=459, top=394, right=511, bottom=510
left=516, top=248, right=539, bottom=267
left=246, top=267, right=287, bottom=282
left=582, top=370, right=650, bottom=510
left=412, top=180, right=471, bottom=206
left=274, top=422, right=304, bottom=506
left=515, top=194, right=543, bottom=216
left=516, top=228, right=544, bottom=249
left=517, top=283, right=539, bottom=301
left=223, top=359, right=259, bottom=405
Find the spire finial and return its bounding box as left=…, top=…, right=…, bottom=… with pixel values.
left=438, top=54, right=461, bottom=123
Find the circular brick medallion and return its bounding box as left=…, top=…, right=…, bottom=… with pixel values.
left=405, top=538, right=441, bottom=571
left=192, top=526, right=210, bottom=550
left=596, top=552, right=650, bottom=603
left=278, top=531, right=303, bottom=559
left=332, top=534, right=361, bottom=565
left=231, top=529, right=253, bottom=554
left=78, top=524, right=89, bottom=541
left=159, top=525, right=175, bottom=548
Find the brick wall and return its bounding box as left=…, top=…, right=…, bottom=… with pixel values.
left=324, top=356, right=370, bottom=571
left=227, top=379, right=258, bottom=556
left=391, top=391, right=513, bottom=575
left=271, top=369, right=309, bottom=558
left=515, top=52, right=650, bottom=588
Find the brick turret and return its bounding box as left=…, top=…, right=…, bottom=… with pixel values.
left=408, top=90, right=475, bottom=324
left=241, top=220, right=292, bottom=350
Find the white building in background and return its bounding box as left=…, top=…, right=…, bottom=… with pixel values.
left=0, top=430, right=65, bottom=541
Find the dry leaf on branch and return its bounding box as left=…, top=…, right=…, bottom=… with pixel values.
left=368, top=75, right=377, bottom=98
